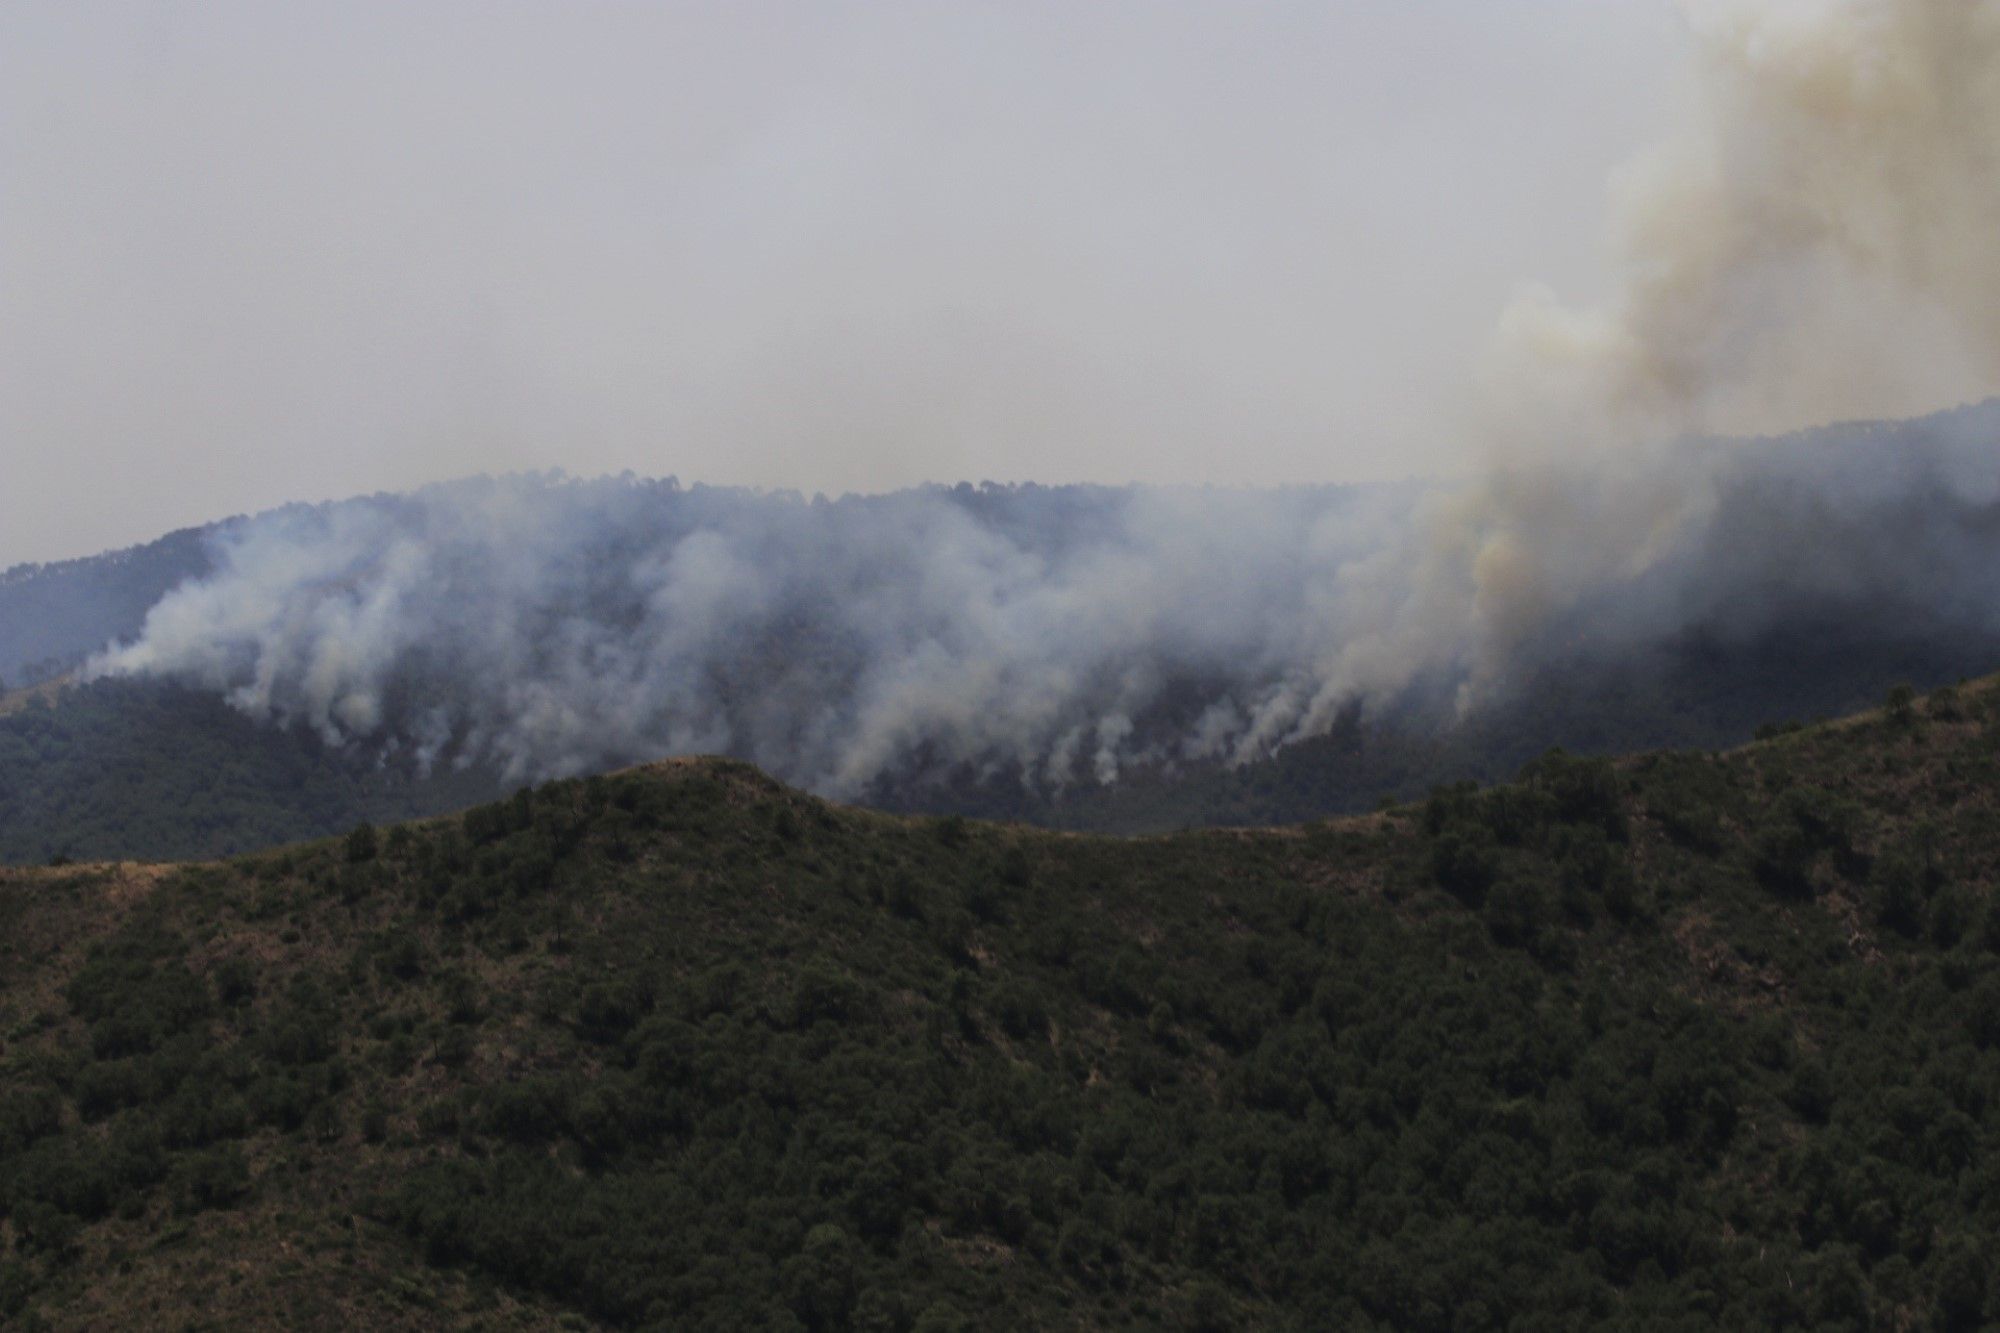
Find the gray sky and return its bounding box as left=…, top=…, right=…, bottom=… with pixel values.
left=0, top=2, right=1681, bottom=568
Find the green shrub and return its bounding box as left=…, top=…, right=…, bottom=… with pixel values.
left=171, top=1144, right=250, bottom=1214
left=344, top=823, right=379, bottom=863
left=1429, top=828, right=1498, bottom=905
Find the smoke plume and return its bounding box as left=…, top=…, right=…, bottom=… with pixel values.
left=89, top=0, right=2000, bottom=795
left=1375, top=0, right=2000, bottom=717
left=1486, top=0, right=2000, bottom=451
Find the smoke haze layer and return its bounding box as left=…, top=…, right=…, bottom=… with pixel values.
left=1410, top=0, right=2000, bottom=719
left=1484, top=0, right=2000, bottom=452
left=0, top=2, right=1676, bottom=569
left=65, top=0, right=2000, bottom=786
left=87, top=404, right=2000, bottom=796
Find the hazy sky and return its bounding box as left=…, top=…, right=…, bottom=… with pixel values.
left=0, top=2, right=1682, bottom=568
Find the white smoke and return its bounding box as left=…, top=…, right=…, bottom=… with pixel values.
left=86, top=409, right=2000, bottom=797
left=92, top=478, right=1427, bottom=791
left=1485, top=0, right=2000, bottom=454
left=87, top=0, right=2000, bottom=795
left=1393, top=0, right=2000, bottom=715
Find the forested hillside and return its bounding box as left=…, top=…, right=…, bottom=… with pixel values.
left=0, top=527, right=217, bottom=688
left=0, top=680, right=507, bottom=865
left=4, top=403, right=1997, bottom=863
left=894, top=615, right=1997, bottom=832
left=5, top=610, right=1990, bottom=864
left=3, top=678, right=1999, bottom=1329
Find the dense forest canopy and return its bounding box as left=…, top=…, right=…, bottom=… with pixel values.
left=0, top=680, right=505, bottom=866
left=2, top=677, right=1999, bottom=1328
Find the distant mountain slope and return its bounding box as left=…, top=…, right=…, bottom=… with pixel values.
left=0, top=526, right=219, bottom=688
left=0, top=679, right=507, bottom=864
left=3, top=678, right=1999, bottom=1328
left=3, top=399, right=1995, bottom=862
left=6, top=612, right=1993, bottom=864
left=898, top=614, right=2000, bottom=832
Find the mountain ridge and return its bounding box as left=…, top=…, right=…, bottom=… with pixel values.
left=4, top=399, right=1997, bottom=862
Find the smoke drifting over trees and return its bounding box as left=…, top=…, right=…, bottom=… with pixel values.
left=1438, top=0, right=2000, bottom=714
left=82, top=0, right=2000, bottom=792
left=90, top=478, right=1406, bottom=791
left=87, top=404, right=2000, bottom=795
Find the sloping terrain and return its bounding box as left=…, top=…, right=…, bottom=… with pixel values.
left=0, top=680, right=509, bottom=865
left=888, top=617, right=2000, bottom=832
left=0, top=525, right=217, bottom=689
left=6, top=621, right=1996, bottom=864
left=4, top=401, right=1997, bottom=865
left=2, top=681, right=1999, bottom=1329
